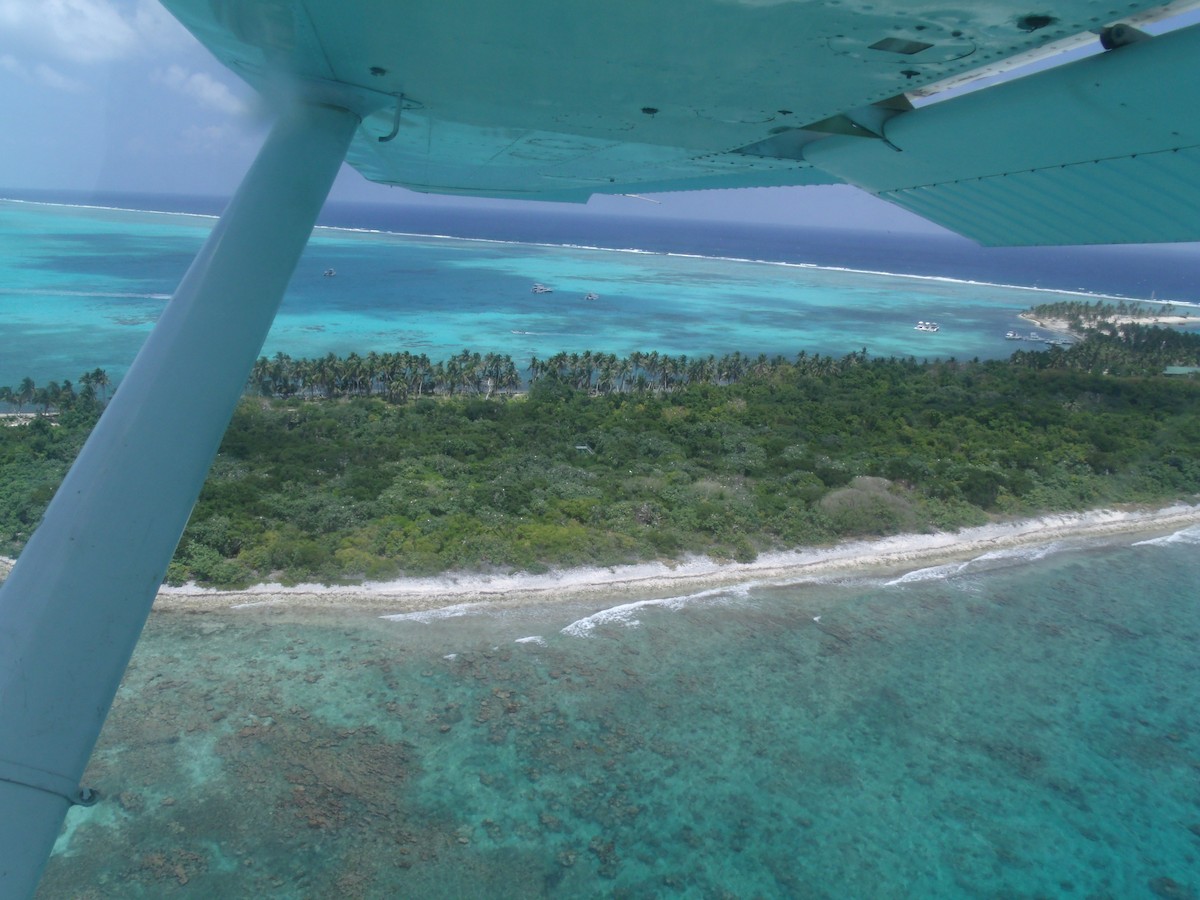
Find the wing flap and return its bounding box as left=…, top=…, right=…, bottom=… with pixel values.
left=803, top=23, right=1200, bottom=245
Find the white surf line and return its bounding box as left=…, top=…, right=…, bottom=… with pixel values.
left=149, top=503, right=1200, bottom=614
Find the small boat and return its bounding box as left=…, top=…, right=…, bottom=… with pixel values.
left=584, top=292, right=600, bottom=301
left=1005, top=330, right=1021, bottom=340
left=914, top=321, right=940, bottom=332
left=323, top=268, right=336, bottom=277
left=531, top=283, right=552, bottom=294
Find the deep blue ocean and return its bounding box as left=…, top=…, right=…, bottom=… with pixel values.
left=10, top=186, right=1200, bottom=297
left=3, top=190, right=1198, bottom=898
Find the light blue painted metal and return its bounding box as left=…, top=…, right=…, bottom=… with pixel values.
left=802, top=23, right=1200, bottom=244
left=158, top=0, right=1200, bottom=215
left=0, top=101, right=357, bottom=898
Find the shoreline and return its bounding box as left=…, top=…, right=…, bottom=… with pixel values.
left=1018, top=311, right=1195, bottom=335
left=144, top=501, right=1200, bottom=616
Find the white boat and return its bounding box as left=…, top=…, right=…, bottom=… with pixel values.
left=323, top=268, right=336, bottom=277
left=531, top=283, right=552, bottom=293
left=914, top=321, right=940, bottom=332
left=584, top=292, right=600, bottom=301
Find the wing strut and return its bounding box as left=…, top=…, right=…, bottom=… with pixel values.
left=0, top=100, right=358, bottom=897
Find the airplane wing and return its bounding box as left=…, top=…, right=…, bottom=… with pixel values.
left=162, top=0, right=1200, bottom=245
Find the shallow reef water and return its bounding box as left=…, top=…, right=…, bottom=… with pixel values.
left=3, top=198, right=1145, bottom=390
left=39, top=531, right=1200, bottom=898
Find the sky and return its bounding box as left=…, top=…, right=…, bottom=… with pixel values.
left=0, top=0, right=950, bottom=233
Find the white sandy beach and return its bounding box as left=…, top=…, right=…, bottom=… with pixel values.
left=1018, top=311, right=1195, bottom=334
left=126, top=501, right=1200, bottom=615
left=0, top=412, right=55, bottom=427
left=3, top=502, right=1196, bottom=616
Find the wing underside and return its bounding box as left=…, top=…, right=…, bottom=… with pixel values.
left=802, top=22, right=1200, bottom=245
left=161, top=0, right=1200, bottom=245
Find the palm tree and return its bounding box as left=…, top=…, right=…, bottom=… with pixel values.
left=249, top=356, right=272, bottom=396
left=499, top=358, right=521, bottom=396
left=546, top=351, right=569, bottom=382
left=628, top=351, right=645, bottom=387
left=16, top=376, right=36, bottom=412
left=343, top=352, right=366, bottom=396
left=364, top=350, right=382, bottom=396
left=270, top=351, right=295, bottom=397
left=90, top=369, right=111, bottom=403
left=316, top=352, right=340, bottom=397
left=615, top=355, right=633, bottom=394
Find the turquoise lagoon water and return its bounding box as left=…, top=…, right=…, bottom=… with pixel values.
left=0, top=199, right=1155, bottom=389
left=38, top=527, right=1200, bottom=897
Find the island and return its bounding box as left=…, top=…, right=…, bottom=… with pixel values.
left=1019, top=298, right=1194, bottom=336
left=3, top=320, right=1200, bottom=603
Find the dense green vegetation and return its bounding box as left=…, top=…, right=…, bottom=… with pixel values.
left=1015, top=304, right=1200, bottom=376
left=0, top=368, right=110, bottom=413
left=171, top=340, right=1200, bottom=585
left=0, top=378, right=105, bottom=556
left=1027, top=298, right=1189, bottom=329
left=3, top=326, right=1200, bottom=588
left=248, top=347, right=842, bottom=400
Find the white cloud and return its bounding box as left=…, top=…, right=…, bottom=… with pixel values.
left=0, top=51, right=85, bottom=91
left=0, top=0, right=194, bottom=96
left=0, top=0, right=138, bottom=63
left=33, top=61, right=86, bottom=91
left=156, top=64, right=250, bottom=116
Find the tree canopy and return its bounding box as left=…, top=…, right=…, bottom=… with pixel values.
left=3, top=334, right=1198, bottom=588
